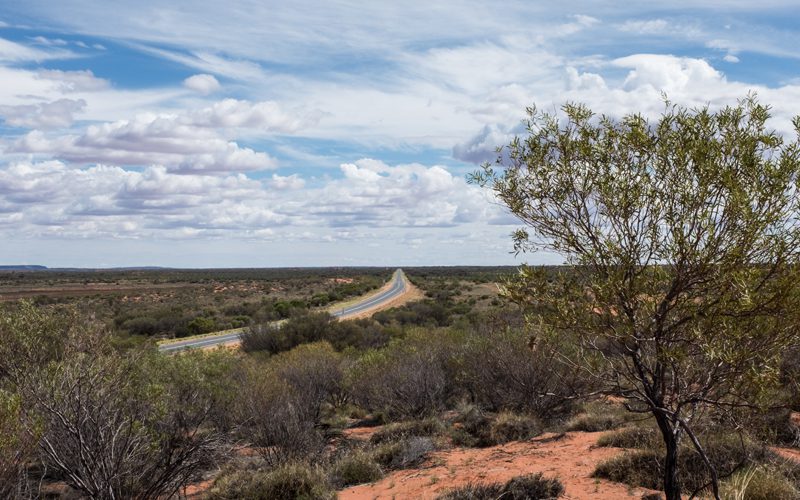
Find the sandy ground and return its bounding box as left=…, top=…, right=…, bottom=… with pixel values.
left=340, top=431, right=657, bottom=500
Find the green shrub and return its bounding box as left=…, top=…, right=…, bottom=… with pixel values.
left=208, top=463, right=335, bottom=500
left=437, top=472, right=564, bottom=499
left=330, top=451, right=383, bottom=487
left=369, top=418, right=446, bottom=444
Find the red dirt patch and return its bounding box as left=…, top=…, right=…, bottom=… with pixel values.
left=773, top=446, right=800, bottom=463
left=342, top=426, right=381, bottom=441
left=340, top=431, right=656, bottom=499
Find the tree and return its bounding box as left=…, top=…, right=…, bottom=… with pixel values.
left=472, top=96, right=800, bottom=500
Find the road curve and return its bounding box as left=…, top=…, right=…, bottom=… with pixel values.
left=158, top=269, right=408, bottom=353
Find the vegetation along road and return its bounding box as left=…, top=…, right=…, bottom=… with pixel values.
left=158, top=269, right=408, bottom=353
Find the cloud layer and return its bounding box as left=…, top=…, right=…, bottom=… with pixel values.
left=0, top=1, right=799, bottom=265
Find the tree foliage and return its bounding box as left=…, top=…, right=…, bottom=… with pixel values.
left=473, top=96, right=800, bottom=500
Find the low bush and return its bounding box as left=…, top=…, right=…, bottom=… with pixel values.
left=504, top=473, right=565, bottom=499
left=449, top=405, right=492, bottom=447
left=593, top=433, right=780, bottom=495
left=450, top=406, right=540, bottom=448
left=436, top=482, right=503, bottom=499
left=721, top=465, right=800, bottom=500
left=369, top=418, right=446, bottom=444
left=592, top=450, right=663, bottom=490
left=330, top=451, right=383, bottom=488
left=242, top=313, right=399, bottom=355
left=596, top=426, right=660, bottom=450
left=488, top=411, right=542, bottom=444
left=458, top=327, right=589, bottom=420
left=349, top=345, right=449, bottom=419
left=234, top=368, right=324, bottom=465
left=207, top=463, right=335, bottom=500
left=564, top=413, right=620, bottom=432
left=564, top=403, right=635, bottom=432
left=372, top=436, right=436, bottom=470
left=437, top=472, right=564, bottom=499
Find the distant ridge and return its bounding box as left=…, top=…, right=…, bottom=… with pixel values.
left=0, top=265, right=169, bottom=271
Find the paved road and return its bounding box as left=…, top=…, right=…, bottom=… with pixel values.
left=331, top=269, right=405, bottom=318
left=158, top=269, right=407, bottom=353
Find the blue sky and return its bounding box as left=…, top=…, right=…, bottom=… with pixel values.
left=0, top=1, right=799, bottom=267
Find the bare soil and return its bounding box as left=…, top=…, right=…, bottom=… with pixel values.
left=340, top=431, right=657, bottom=499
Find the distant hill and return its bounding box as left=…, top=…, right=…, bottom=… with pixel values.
left=0, top=265, right=48, bottom=271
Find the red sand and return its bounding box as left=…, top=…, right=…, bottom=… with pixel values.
left=340, top=431, right=657, bottom=499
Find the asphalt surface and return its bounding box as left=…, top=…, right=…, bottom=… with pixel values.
left=158, top=269, right=407, bottom=353
left=331, top=269, right=405, bottom=318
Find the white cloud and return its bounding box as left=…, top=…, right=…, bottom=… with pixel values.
left=0, top=158, right=504, bottom=240
left=617, top=19, right=670, bottom=34
left=269, top=173, right=305, bottom=190
left=7, top=98, right=322, bottom=173
left=0, top=98, right=86, bottom=128
left=0, top=36, right=73, bottom=62
left=36, top=69, right=110, bottom=92
left=183, top=73, right=220, bottom=94
left=187, top=98, right=318, bottom=131
left=307, top=159, right=495, bottom=228
left=31, top=36, right=68, bottom=46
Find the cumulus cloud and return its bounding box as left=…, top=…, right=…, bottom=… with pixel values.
left=0, top=158, right=504, bottom=239
left=269, top=173, right=305, bottom=190
left=307, top=159, right=495, bottom=228
left=0, top=161, right=281, bottom=237
left=8, top=98, right=324, bottom=173
left=183, top=73, right=221, bottom=94
left=0, top=98, right=86, bottom=128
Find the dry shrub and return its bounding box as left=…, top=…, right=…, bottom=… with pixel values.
left=721, top=465, right=799, bottom=500
left=459, top=327, right=588, bottom=420
left=564, top=402, right=636, bottom=432
left=329, top=451, right=383, bottom=488
left=235, top=368, right=324, bottom=465
left=348, top=345, right=448, bottom=419
left=597, top=426, right=660, bottom=450
left=207, top=462, right=334, bottom=500
left=593, top=433, right=781, bottom=495
left=0, top=391, right=37, bottom=498
left=450, top=405, right=540, bottom=448
left=437, top=472, right=564, bottom=499
left=369, top=418, right=446, bottom=444
left=488, top=411, right=542, bottom=444
left=371, top=436, right=436, bottom=470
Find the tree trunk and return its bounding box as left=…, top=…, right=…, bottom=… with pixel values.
left=655, top=413, right=681, bottom=500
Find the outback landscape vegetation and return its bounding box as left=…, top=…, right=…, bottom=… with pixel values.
left=3, top=98, right=800, bottom=500
left=3, top=2, right=800, bottom=500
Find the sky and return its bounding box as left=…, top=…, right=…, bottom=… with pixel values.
left=1, top=2, right=799, bottom=268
